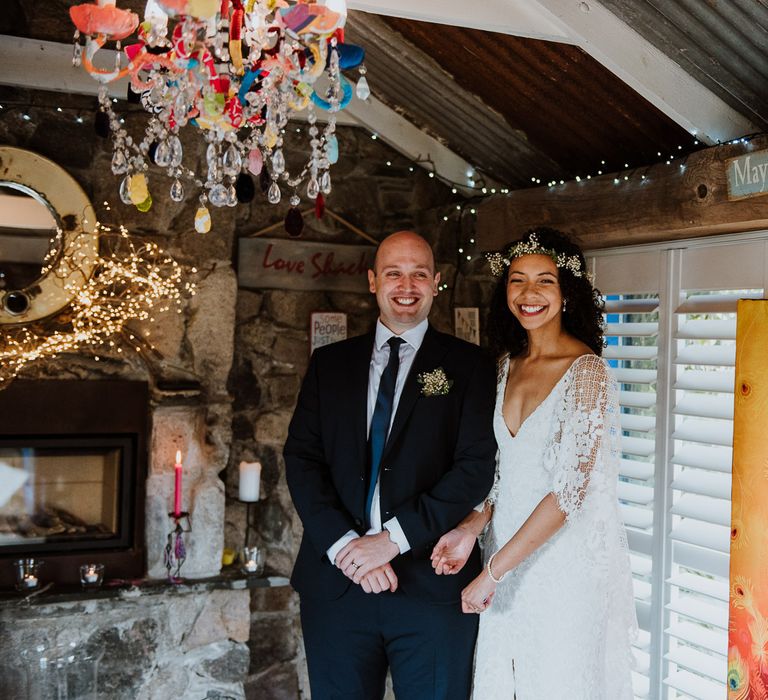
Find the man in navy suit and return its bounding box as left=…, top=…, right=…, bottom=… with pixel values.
left=284, top=231, right=497, bottom=699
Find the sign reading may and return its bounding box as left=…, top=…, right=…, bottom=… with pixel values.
left=238, top=238, right=375, bottom=292
left=727, top=149, right=768, bottom=200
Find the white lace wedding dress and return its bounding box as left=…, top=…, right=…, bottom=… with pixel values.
left=472, top=354, right=637, bottom=700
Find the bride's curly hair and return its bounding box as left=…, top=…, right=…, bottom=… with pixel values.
left=486, top=227, right=605, bottom=358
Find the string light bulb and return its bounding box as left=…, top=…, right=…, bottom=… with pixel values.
left=0, top=224, right=194, bottom=386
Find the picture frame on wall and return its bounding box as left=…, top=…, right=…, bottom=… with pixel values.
left=454, top=307, right=480, bottom=345
left=310, top=312, right=348, bottom=354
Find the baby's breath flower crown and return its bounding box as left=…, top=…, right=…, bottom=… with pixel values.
left=486, top=232, right=586, bottom=279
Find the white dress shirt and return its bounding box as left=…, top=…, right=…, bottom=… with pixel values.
left=326, top=318, right=429, bottom=566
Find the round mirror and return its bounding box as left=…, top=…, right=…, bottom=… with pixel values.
left=0, top=183, right=61, bottom=308
left=0, top=148, right=98, bottom=324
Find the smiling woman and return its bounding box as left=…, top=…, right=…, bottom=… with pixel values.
left=0, top=147, right=98, bottom=324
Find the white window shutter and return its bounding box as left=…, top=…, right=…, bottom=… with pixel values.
left=603, top=294, right=659, bottom=699
left=662, top=290, right=761, bottom=699
left=589, top=234, right=768, bottom=700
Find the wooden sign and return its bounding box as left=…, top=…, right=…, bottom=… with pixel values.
left=454, top=307, right=480, bottom=345
left=310, top=312, right=348, bottom=354
left=238, top=237, right=375, bottom=292
left=726, top=149, right=768, bottom=200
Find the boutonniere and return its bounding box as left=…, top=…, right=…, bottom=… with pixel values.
left=417, top=367, right=453, bottom=396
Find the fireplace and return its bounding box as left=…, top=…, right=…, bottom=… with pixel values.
left=0, top=380, right=148, bottom=588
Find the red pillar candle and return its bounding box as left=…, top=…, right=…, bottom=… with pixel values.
left=173, top=450, right=183, bottom=517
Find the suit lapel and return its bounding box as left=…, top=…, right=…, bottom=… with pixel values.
left=382, top=325, right=449, bottom=461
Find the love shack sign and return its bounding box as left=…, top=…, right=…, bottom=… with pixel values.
left=238, top=238, right=376, bottom=292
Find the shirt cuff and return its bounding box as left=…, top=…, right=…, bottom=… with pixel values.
left=383, top=517, right=410, bottom=555
left=473, top=501, right=486, bottom=513
left=326, top=530, right=359, bottom=566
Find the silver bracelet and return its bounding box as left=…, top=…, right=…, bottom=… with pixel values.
left=486, top=551, right=506, bottom=583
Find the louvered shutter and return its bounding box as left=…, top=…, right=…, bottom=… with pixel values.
left=590, top=248, right=663, bottom=700
left=588, top=237, right=768, bottom=700
left=604, top=295, right=659, bottom=699
left=662, top=289, right=762, bottom=699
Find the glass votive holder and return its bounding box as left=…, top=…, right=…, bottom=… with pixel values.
left=79, top=563, right=105, bottom=590
left=240, top=546, right=264, bottom=576
left=14, top=558, right=42, bottom=592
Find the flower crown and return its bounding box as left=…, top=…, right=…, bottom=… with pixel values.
left=486, top=232, right=587, bottom=279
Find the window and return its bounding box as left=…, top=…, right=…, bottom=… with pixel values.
left=587, top=234, right=768, bottom=700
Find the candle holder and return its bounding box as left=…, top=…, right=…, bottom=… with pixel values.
left=164, top=512, right=191, bottom=583
left=14, top=558, right=43, bottom=592
left=79, top=563, right=105, bottom=590
left=244, top=501, right=258, bottom=550
left=240, top=546, right=265, bottom=576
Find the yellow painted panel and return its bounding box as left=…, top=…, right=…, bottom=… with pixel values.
left=728, top=299, right=768, bottom=699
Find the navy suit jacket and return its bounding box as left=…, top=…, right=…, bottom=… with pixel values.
left=284, top=324, right=498, bottom=602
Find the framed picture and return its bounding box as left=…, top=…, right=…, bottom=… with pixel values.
left=454, top=307, right=480, bottom=345
left=310, top=312, right=348, bottom=354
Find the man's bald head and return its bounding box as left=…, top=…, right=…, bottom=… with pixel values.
left=373, top=231, right=436, bottom=275
left=368, top=230, right=440, bottom=334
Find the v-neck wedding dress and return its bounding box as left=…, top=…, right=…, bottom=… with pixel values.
left=471, top=354, right=637, bottom=700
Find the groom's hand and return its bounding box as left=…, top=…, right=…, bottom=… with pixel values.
left=358, top=563, right=398, bottom=594
left=431, top=526, right=477, bottom=575
left=336, top=531, right=400, bottom=582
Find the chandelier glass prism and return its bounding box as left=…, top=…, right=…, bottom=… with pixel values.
left=70, top=0, right=367, bottom=232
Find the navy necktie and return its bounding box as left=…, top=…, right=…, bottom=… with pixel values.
left=366, top=336, right=405, bottom=523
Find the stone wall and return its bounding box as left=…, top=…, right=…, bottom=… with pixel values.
left=0, top=585, right=251, bottom=700
left=0, top=86, right=496, bottom=698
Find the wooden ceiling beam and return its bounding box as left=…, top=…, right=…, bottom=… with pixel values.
left=476, top=136, right=768, bottom=251
left=515, top=0, right=759, bottom=145
left=351, top=0, right=759, bottom=146
left=347, top=1, right=571, bottom=42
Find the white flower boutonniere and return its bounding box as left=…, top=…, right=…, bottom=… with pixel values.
left=417, top=367, right=453, bottom=397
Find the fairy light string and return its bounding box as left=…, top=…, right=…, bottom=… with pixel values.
left=0, top=223, right=196, bottom=387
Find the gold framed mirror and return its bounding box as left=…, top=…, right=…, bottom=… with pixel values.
left=0, top=147, right=98, bottom=324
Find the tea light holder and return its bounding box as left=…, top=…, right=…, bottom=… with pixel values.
left=79, top=563, right=105, bottom=589
left=164, top=511, right=191, bottom=583
left=244, top=501, right=257, bottom=550
left=240, top=546, right=264, bottom=576
left=14, top=558, right=42, bottom=592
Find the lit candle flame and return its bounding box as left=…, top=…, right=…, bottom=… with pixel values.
left=175, top=450, right=182, bottom=464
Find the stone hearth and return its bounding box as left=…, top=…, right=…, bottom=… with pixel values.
left=0, top=579, right=253, bottom=699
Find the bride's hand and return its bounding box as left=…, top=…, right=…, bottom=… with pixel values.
left=461, top=573, right=496, bottom=614
left=430, top=526, right=477, bottom=575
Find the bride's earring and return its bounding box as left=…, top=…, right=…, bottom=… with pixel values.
left=562, top=299, right=567, bottom=313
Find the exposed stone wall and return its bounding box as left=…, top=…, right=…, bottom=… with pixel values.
left=0, top=86, right=494, bottom=699
left=0, top=586, right=251, bottom=700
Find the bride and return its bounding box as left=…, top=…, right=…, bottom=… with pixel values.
left=432, top=228, right=636, bottom=699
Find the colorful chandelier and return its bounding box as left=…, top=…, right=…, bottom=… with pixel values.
left=70, top=0, right=368, bottom=233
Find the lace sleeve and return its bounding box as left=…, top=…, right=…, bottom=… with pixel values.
left=544, top=355, right=613, bottom=520
left=482, top=451, right=501, bottom=507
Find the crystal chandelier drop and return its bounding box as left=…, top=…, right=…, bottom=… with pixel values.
left=70, top=0, right=368, bottom=233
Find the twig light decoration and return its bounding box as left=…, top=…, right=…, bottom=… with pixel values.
left=0, top=224, right=195, bottom=387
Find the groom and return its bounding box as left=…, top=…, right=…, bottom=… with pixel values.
left=284, top=231, right=497, bottom=699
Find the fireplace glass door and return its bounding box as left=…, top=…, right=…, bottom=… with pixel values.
left=0, top=436, right=134, bottom=553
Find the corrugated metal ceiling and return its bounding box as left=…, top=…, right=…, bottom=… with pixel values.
left=350, top=10, right=696, bottom=188
left=599, top=0, right=768, bottom=132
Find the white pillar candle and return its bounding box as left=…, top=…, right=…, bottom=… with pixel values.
left=239, top=461, right=261, bottom=502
